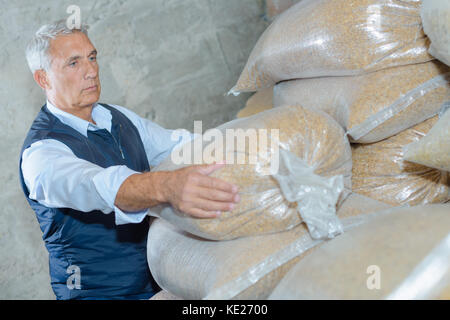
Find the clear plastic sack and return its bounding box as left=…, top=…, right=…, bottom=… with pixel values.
left=352, top=116, right=450, bottom=206
left=273, top=60, right=450, bottom=143
left=149, top=105, right=352, bottom=240
left=404, top=107, right=450, bottom=172
left=230, top=0, right=433, bottom=94
left=236, top=87, right=273, bottom=119
left=421, top=0, right=450, bottom=66
left=147, top=193, right=392, bottom=300
left=269, top=204, right=450, bottom=300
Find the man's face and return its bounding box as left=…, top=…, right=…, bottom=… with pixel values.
left=45, top=31, right=101, bottom=110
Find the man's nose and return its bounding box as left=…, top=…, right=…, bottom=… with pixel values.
left=84, top=61, right=98, bottom=79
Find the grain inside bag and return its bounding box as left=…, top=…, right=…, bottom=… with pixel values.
left=149, top=105, right=352, bottom=240
left=269, top=204, right=450, bottom=300
left=273, top=60, right=450, bottom=143
left=230, top=0, right=432, bottom=94
left=147, top=193, right=392, bottom=300
left=404, top=107, right=450, bottom=172
left=236, top=87, right=273, bottom=119
left=352, top=116, right=450, bottom=206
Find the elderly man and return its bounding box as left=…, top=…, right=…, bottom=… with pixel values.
left=19, top=20, right=240, bottom=300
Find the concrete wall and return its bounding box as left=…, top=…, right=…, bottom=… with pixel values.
left=0, top=0, right=270, bottom=299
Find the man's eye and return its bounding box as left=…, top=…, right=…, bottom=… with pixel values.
left=90, top=56, right=97, bottom=61
left=69, top=61, right=77, bottom=67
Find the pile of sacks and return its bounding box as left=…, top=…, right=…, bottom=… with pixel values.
left=147, top=0, right=450, bottom=300
left=237, top=0, right=450, bottom=208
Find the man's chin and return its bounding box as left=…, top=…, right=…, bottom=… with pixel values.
left=78, top=98, right=100, bottom=109
left=83, top=91, right=101, bottom=104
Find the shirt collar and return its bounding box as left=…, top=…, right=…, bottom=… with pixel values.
left=46, top=100, right=112, bottom=137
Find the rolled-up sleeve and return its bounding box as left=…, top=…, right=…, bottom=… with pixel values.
left=21, top=139, right=148, bottom=225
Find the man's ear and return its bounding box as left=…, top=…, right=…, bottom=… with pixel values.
left=33, top=69, right=51, bottom=91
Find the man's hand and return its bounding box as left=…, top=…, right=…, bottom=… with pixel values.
left=161, top=163, right=240, bottom=218
left=115, top=163, right=240, bottom=218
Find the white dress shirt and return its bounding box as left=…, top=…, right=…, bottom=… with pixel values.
left=21, top=101, right=192, bottom=225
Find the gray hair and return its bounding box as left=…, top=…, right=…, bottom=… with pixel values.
left=25, top=19, right=89, bottom=73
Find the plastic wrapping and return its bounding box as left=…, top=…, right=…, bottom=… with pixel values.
left=273, top=60, right=450, bottom=143
left=230, top=0, right=433, bottom=94
left=268, top=204, right=450, bottom=300
left=149, top=105, right=352, bottom=240
left=352, top=116, right=450, bottom=206
left=147, top=193, right=392, bottom=300
left=404, top=108, right=450, bottom=172
left=273, top=149, right=344, bottom=240
left=421, top=0, right=450, bottom=66
left=236, top=87, right=273, bottom=119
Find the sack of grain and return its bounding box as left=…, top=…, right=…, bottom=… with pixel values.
left=236, top=87, right=273, bottom=119
left=230, top=0, right=432, bottom=94
left=421, top=0, right=450, bottom=66
left=404, top=106, right=450, bottom=172
left=269, top=204, right=450, bottom=300
left=149, top=105, right=352, bottom=240
left=147, top=193, right=392, bottom=300
left=273, top=60, right=450, bottom=143
left=352, top=116, right=450, bottom=206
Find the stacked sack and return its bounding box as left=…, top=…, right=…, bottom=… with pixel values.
left=273, top=61, right=450, bottom=143
left=351, top=116, right=449, bottom=206
left=149, top=105, right=353, bottom=241
left=230, top=0, right=434, bottom=95
left=269, top=204, right=450, bottom=300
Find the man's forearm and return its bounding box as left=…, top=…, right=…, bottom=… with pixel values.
left=114, top=164, right=240, bottom=219
left=114, top=171, right=169, bottom=212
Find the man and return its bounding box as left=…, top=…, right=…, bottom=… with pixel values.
left=19, top=20, right=240, bottom=300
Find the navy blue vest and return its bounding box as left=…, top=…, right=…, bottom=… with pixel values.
left=18, top=103, right=159, bottom=300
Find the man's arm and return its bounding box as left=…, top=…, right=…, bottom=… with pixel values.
left=116, top=162, right=240, bottom=218
left=22, top=139, right=240, bottom=223
left=21, top=139, right=130, bottom=216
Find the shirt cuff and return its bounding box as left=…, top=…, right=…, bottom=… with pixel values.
left=92, top=165, right=149, bottom=225
left=113, top=205, right=149, bottom=225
